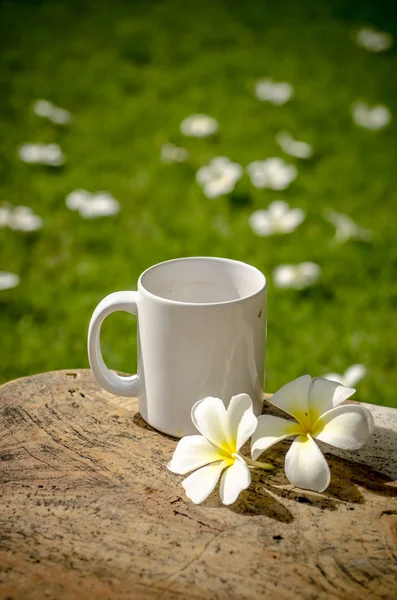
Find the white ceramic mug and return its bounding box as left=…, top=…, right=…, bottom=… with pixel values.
left=88, top=257, right=267, bottom=437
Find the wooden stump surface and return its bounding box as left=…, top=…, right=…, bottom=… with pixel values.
left=0, top=369, right=396, bottom=600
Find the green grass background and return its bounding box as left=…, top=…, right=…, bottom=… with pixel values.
left=1, top=0, right=396, bottom=407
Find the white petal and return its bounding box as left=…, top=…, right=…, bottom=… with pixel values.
left=168, top=435, right=227, bottom=475
left=279, top=208, right=305, bottom=233
left=66, top=189, right=91, bottom=210
left=268, top=200, right=289, bottom=219
left=191, top=397, right=229, bottom=451
left=285, top=435, right=330, bottom=492
left=225, top=393, right=257, bottom=452
left=182, top=460, right=226, bottom=504
left=313, top=404, right=374, bottom=449
left=268, top=374, right=312, bottom=427
left=196, top=165, right=213, bottom=185
left=219, top=455, right=251, bottom=505
left=180, top=114, right=218, bottom=137
left=323, top=372, right=344, bottom=384
left=343, top=364, right=367, bottom=387
left=308, top=378, right=356, bottom=425
left=273, top=264, right=297, bottom=288
left=248, top=211, right=273, bottom=236
left=0, top=271, right=20, bottom=291
left=251, top=415, right=303, bottom=460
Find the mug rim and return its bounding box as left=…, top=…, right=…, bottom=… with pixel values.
left=138, top=256, right=267, bottom=307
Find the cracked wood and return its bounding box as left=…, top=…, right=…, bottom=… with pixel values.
left=0, top=369, right=396, bottom=599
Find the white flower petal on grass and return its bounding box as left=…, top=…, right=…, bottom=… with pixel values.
left=65, top=190, right=119, bottom=219
left=354, top=27, right=393, bottom=53
left=254, top=79, right=294, bottom=105
left=247, top=158, right=297, bottom=190
left=180, top=114, right=218, bottom=137
left=0, top=271, right=20, bottom=291
left=285, top=435, right=331, bottom=492
left=273, top=262, right=320, bottom=289
left=324, top=364, right=367, bottom=388
left=19, top=143, right=64, bottom=166
left=352, top=102, right=391, bottom=131
left=65, top=189, right=92, bottom=211
left=9, top=206, right=43, bottom=231
left=313, top=404, right=374, bottom=450
left=276, top=131, right=313, bottom=159
left=251, top=375, right=374, bottom=492
left=169, top=394, right=268, bottom=505
left=168, top=435, right=227, bottom=475
left=196, top=157, right=243, bottom=198
left=324, top=209, right=373, bottom=244
left=0, top=205, right=43, bottom=232
left=219, top=454, right=251, bottom=505
left=160, top=142, right=189, bottom=163
left=182, top=460, right=228, bottom=504
left=0, top=206, right=11, bottom=227
left=249, top=200, right=305, bottom=237
left=33, top=99, right=72, bottom=125
left=78, top=192, right=120, bottom=219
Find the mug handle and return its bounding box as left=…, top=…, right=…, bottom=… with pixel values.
left=88, top=291, right=139, bottom=397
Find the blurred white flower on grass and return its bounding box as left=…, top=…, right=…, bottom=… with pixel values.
left=66, top=190, right=120, bottom=219
left=180, top=114, right=218, bottom=137
left=324, top=364, right=367, bottom=388
left=354, top=27, right=393, bottom=53
left=0, top=272, right=20, bottom=291
left=19, top=143, right=64, bottom=166
left=196, top=157, right=243, bottom=198
left=324, top=209, right=373, bottom=244
left=273, top=262, right=321, bottom=289
left=352, top=102, right=391, bottom=131
left=160, top=142, right=189, bottom=163
left=276, top=131, right=313, bottom=159
left=254, top=78, right=293, bottom=105
left=33, top=99, right=72, bottom=125
left=247, top=158, right=297, bottom=190
left=0, top=205, right=43, bottom=232
left=249, top=200, right=305, bottom=237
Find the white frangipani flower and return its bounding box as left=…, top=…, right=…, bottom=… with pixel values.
left=66, top=189, right=120, bottom=219
left=324, top=364, right=367, bottom=388
left=33, top=99, right=72, bottom=125
left=160, top=142, right=189, bottom=163
left=0, top=205, right=43, bottom=232
left=168, top=395, right=272, bottom=505
left=247, top=158, right=297, bottom=190
left=254, top=78, right=294, bottom=105
left=354, top=27, right=393, bottom=53
left=324, top=209, right=372, bottom=244
left=273, top=262, right=320, bottom=290
left=180, top=114, right=218, bottom=137
left=196, top=157, right=243, bottom=198
left=251, top=375, right=374, bottom=492
left=0, top=271, right=20, bottom=291
left=0, top=206, right=10, bottom=227
left=352, top=102, right=391, bottom=131
left=18, top=143, right=64, bottom=166
left=276, top=131, right=313, bottom=159
left=249, top=200, right=305, bottom=237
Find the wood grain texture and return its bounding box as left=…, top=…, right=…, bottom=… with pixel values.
left=0, top=369, right=396, bottom=600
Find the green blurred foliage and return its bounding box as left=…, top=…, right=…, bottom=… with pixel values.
left=0, top=0, right=396, bottom=406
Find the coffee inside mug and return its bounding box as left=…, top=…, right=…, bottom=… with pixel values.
left=140, top=257, right=264, bottom=304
